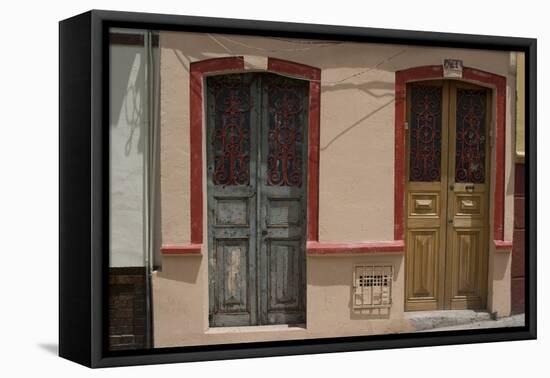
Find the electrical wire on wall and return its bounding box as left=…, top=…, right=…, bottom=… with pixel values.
left=206, top=33, right=407, bottom=86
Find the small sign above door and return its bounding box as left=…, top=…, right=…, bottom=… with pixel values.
left=443, top=59, right=463, bottom=78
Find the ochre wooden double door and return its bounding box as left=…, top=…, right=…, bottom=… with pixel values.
left=206, top=73, right=308, bottom=327
left=405, top=80, right=491, bottom=311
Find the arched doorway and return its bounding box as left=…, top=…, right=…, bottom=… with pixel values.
left=206, top=72, right=309, bottom=326
left=404, top=79, right=492, bottom=311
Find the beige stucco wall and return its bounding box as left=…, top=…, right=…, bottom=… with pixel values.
left=153, top=253, right=410, bottom=347
left=153, top=31, right=517, bottom=347
left=158, top=31, right=515, bottom=245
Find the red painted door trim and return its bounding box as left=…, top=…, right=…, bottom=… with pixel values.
left=189, top=57, right=245, bottom=245
left=395, top=65, right=509, bottom=247
left=162, top=57, right=245, bottom=255
left=267, top=58, right=321, bottom=242
left=163, top=56, right=321, bottom=255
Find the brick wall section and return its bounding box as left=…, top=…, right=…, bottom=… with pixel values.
left=109, top=267, right=147, bottom=350
left=511, top=163, right=525, bottom=314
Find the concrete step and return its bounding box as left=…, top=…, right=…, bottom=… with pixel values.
left=420, top=314, right=525, bottom=332
left=404, top=310, right=492, bottom=331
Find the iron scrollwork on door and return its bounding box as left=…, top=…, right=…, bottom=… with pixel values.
left=409, top=85, right=443, bottom=182
left=455, top=89, right=487, bottom=184
left=210, top=75, right=253, bottom=186
left=266, top=76, right=308, bottom=187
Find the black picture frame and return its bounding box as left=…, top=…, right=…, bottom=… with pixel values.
left=59, top=9, right=537, bottom=368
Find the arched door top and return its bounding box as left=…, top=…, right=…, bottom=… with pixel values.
left=175, top=56, right=321, bottom=254
left=394, top=65, right=508, bottom=249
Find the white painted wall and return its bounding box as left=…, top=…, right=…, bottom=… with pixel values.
left=109, top=41, right=147, bottom=268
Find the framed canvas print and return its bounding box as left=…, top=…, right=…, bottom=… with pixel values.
left=59, top=10, right=537, bottom=368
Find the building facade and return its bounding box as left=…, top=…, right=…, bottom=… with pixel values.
left=141, top=31, right=522, bottom=348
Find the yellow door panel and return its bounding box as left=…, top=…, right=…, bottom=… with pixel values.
left=405, top=80, right=490, bottom=311
left=406, top=229, right=442, bottom=310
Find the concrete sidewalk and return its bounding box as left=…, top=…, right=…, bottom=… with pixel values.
left=404, top=310, right=525, bottom=332
left=420, top=314, right=525, bottom=332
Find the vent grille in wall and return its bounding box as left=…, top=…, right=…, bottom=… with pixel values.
left=353, top=265, right=393, bottom=309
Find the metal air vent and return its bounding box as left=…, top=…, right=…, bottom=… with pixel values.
left=353, top=265, right=393, bottom=309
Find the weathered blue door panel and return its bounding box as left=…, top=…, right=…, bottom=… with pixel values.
left=259, top=74, right=308, bottom=325
left=207, top=73, right=308, bottom=327
left=207, top=74, right=259, bottom=327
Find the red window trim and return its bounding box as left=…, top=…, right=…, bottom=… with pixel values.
left=160, top=244, right=202, bottom=255
left=494, top=240, right=513, bottom=251
left=162, top=56, right=321, bottom=255
left=394, top=65, right=510, bottom=249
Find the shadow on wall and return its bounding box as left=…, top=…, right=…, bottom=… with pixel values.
left=165, top=37, right=405, bottom=154
left=155, top=256, right=202, bottom=284
left=321, top=98, right=395, bottom=151
left=110, top=41, right=163, bottom=268
left=492, top=251, right=511, bottom=281
left=110, top=45, right=145, bottom=157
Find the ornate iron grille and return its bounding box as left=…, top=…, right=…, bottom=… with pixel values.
left=209, top=75, right=253, bottom=186
left=266, top=75, right=308, bottom=187
left=409, top=85, right=443, bottom=182
left=455, top=88, right=487, bottom=183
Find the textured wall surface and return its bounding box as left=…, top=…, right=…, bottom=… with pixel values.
left=109, top=43, right=146, bottom=268
left=109, top=267, right=147, bottom=350
left=152, top=254, right=410, bottom=347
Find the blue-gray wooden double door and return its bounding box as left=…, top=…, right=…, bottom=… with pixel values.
left=206, top=73, right=309, bottom=327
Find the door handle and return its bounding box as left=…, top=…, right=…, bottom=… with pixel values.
left=262, top=230, right=268, bottom=236
left=448, top=219, right=453, bottom=224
